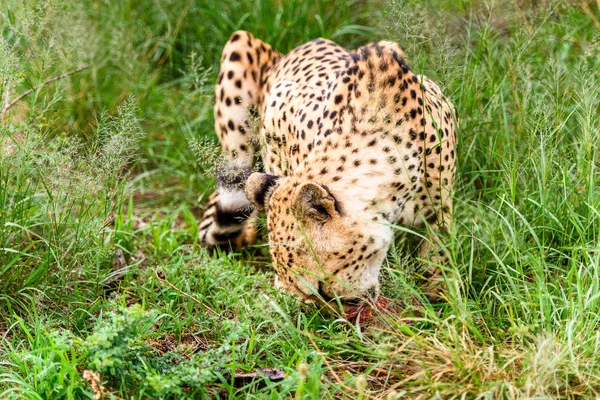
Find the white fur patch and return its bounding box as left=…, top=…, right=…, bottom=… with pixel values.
left=219, top=186, right=251, bottom=212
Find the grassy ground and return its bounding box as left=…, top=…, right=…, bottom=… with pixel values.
left=1, top=0, right=599, bottom=398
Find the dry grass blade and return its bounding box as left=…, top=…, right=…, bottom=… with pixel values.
left=155, top=267, right=219, bottom=316
left=83, top=370, right=123, bottom=400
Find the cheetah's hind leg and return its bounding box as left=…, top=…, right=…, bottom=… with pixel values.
left=417, top=210, right=452, bottom=303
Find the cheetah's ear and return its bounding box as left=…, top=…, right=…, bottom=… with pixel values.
left=245, top=172, right=280, bottom=211
left=292, top=182, right=340, bottom=224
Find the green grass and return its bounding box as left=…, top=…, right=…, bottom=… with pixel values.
left=1, top=0, right=599, bottom=398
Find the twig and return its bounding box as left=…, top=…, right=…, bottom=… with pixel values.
left=582, top=1, right=600, bottom=30
left=1, top=65, right=89, bottom=122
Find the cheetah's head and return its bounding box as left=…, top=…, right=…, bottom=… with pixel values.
left=245, top=172, right=392, bottom=305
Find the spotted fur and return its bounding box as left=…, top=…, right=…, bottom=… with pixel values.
left=200, top=31, right=458, bottom=303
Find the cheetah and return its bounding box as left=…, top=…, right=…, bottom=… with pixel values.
left=199, top=31, right=458, bottom=306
